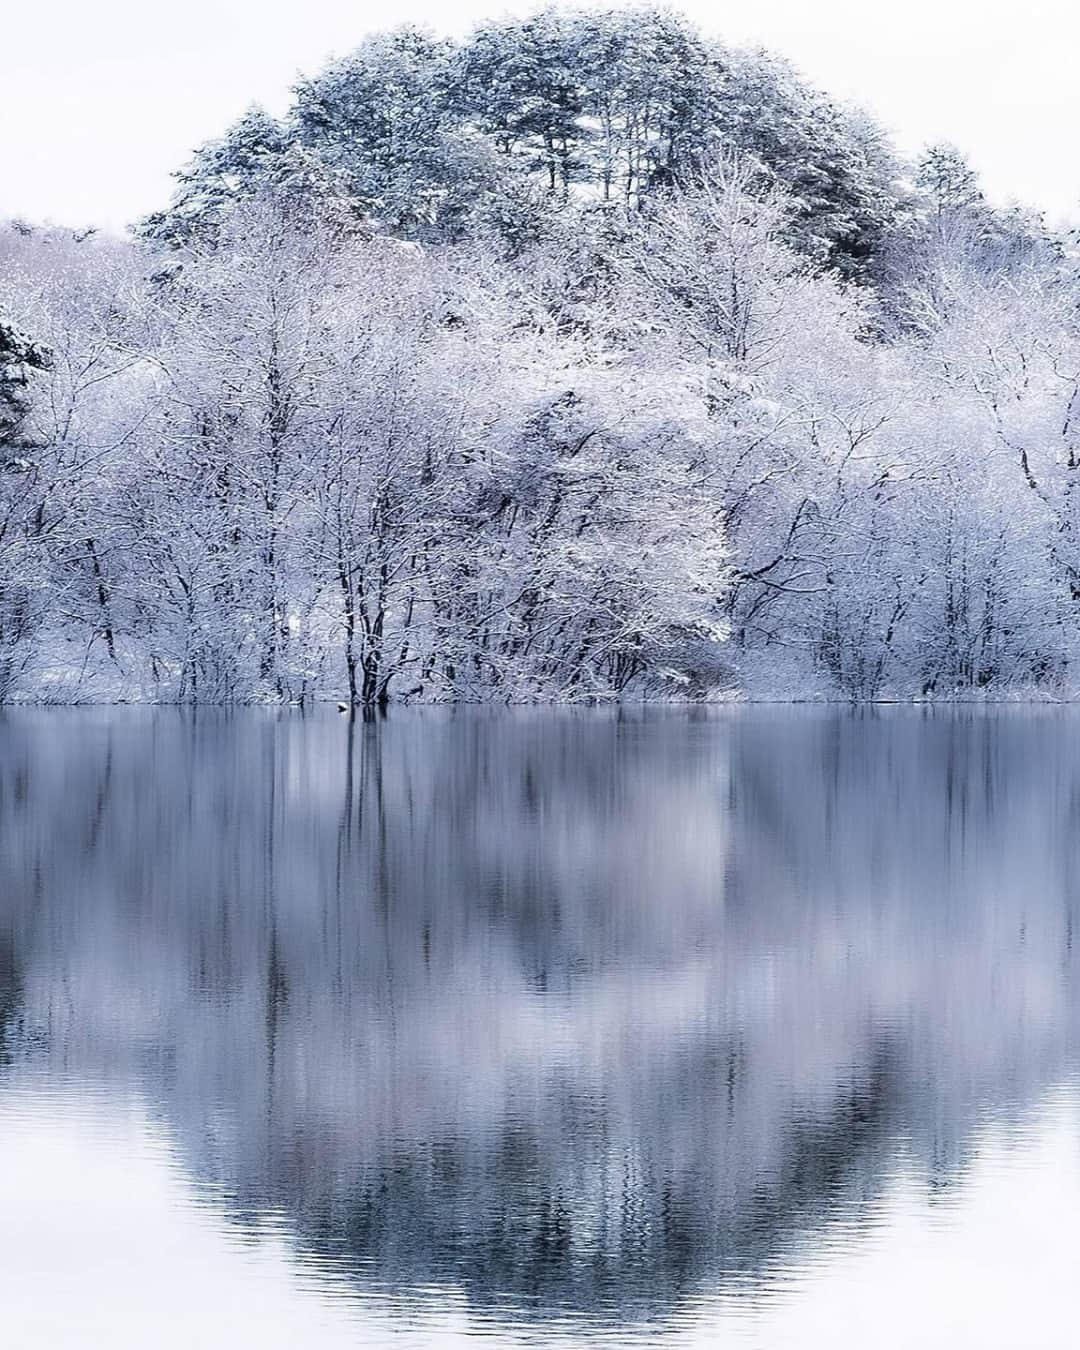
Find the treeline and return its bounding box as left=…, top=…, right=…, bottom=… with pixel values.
left=142, top=9, right=900, bottom=281
left=0, top=6, right=1076, bottom=703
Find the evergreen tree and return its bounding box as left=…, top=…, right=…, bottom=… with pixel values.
left=0, top=315, right=49, bottom=456
left=294, top=27, right=498, bottom=239
left=916, top=143, right=984, bottom=213
left=454, top=10, right=589, bottom=198
left=140, top=105, right=364, bottom=247
left=142, top=9, right=905, bottom=277
left=713, top=49, right=900, bottom=279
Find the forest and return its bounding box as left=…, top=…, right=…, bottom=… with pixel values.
left=0, top=5, right=1075, bottom=705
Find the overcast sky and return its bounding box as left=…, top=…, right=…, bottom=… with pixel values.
left=4, top=0, right=1077, bottom=234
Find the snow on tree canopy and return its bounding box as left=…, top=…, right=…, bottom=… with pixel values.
left=0, top=8, right=1074, bottom=704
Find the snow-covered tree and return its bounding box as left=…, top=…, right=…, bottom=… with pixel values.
left=2, top=8, right=1079, bottom=704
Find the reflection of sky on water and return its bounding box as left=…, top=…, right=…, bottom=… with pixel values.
left=1, top=708, right=1079, bottom=1347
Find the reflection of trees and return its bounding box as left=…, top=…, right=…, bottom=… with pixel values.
left=0, top=934, right=20, bottom=1069
left=0, top=708, right=1078, bottom=1323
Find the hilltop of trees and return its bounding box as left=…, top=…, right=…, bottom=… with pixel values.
left=0, top=6, right=1075, bottom=704
left=142, top=10, right=902, bottom=281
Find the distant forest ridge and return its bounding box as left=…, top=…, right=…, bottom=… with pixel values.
left=0, top=6, right=1075, bottom=704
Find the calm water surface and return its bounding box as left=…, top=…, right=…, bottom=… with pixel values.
left=2, top=707, right=1079, bottom=1348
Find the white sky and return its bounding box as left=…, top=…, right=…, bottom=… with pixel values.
left=4, top=0, right=1078, bottom=235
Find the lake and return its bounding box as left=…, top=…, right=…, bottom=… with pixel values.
left=1, top=706, right=1078, bottom=1348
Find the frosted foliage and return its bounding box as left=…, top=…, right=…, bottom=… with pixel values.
left=1, top=8, right=1077, bottom=703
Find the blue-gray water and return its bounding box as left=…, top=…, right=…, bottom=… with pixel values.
left=2, top=707, right=1079, bottom=1348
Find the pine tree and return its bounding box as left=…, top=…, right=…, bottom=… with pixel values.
left=0, top=316, right=49, bottom=456
left=294, top=27, right=497, bottom=239
left=916, top=143, right=984, bottom=213
left=139, top=105, right=365, bottom=247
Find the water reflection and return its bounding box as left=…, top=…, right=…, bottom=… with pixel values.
left=1, top=707, right=1078, bottom=1345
